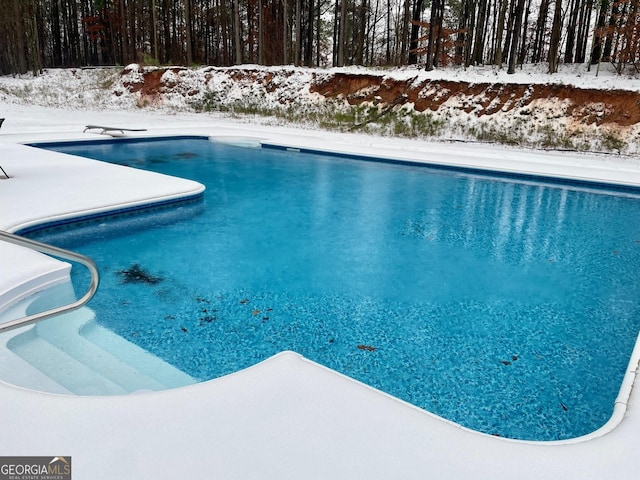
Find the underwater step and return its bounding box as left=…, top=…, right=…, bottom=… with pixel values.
left=79, top=319, right=196, bottom=389
left=0, top=334, right=72, bottom=394
left=32, top=308, right=181, bottom=393
left=7, top=327, right=128, bottom=395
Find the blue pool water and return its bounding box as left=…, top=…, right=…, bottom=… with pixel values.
left=30, top=138, right=640, bottom=441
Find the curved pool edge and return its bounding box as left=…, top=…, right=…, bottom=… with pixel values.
left=0, top=141, right=205, bottom=316
left=1, top=349, right=640, bottom=479
left=0, top=143, right=206, bottom=235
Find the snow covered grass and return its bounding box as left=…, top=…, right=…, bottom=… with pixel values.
left=0, top=62, right=638, bottom=154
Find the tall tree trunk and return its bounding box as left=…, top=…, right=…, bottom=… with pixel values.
left=493, top=0, right=508, bottom=65
left=52, top=0, right=63, bottom=66
left=590, top=0, right=609, bottom=64
left=399, top=0, right=410, bottom=63
left=574, top=0, right=593, bottom=62
left=385, top=0, right=391, bottom=63
left=602, top=0, right=619, bottom=60
left=316, top=0, right=321, bottom=65
left=119, top=0, right=128, bottom=64
left=548, top=0, right=563, bottom=73
left=564, top=0, right=578, bottom=63
left=501, top=0, right=517, bottom=67
left=531, top=0, right=549, bottom=63
left=294, top=0, right=302, bottom=65
left=234, top=0, right=242, bottom=63
left=258, top=0, right=264, bottom=64
left=517, top=0, right=531, bottom=64
left=221, top=0, right=230, bottom=65
left=425, top=0, right=444, bottom=70
left=283, top=0, right=289, bottom=62
left=184, top=0, right=193, bottom=64
left=464, top=1, right=476, bottom=66
left=456, top=0, right=471, bottom=65
left=507, top=0, right=525, bottom=73
left=337, top=0, right=347, bottom=66
left=355, top=0, right=367, bottom=64
left=408, top=0, right=425, bottom=64
left=472, top=0, right=488, bottom=65
left=304, top=0, right=314, bottom=66
left=151, top=0, right=159, bottom=61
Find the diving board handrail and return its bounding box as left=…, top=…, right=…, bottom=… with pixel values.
left=0, top=230, right=100, bottom=333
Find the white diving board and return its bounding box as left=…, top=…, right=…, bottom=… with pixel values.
left=83, top=125, right=148, bottom=136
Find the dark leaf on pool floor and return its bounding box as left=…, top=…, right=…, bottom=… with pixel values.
left=357, top=344, right=377, bottom=352
left=117, top=264, right=163, bottom=285
left=173, top=152, right=198, bottom=159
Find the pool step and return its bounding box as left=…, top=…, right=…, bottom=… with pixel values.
left=79, top=319, right=195, bottom=389
left=7, top=327, right=129, bottom=395
left=0, top=334, right=73, bottom=395
left=5, top=307, right=196, bottom=395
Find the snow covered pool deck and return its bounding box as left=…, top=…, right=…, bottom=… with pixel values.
left=2, top=111, right=640, bottom=479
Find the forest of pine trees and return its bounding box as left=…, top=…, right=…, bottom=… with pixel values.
left=1, top=0, right=639, bottom=76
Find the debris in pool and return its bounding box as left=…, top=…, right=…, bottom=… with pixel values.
left=239, top=299, right=249, bottom=304
left=165, top=314, right=176, bottom=320
left=196, top=296, right=211, bottom=303
left=200, top=315, right=216, bottom=324
left=252, top=309, right=260, bottom=315
left=262, top=316, right=269, bottom=322
left=117, top=264, right=163, bottom=285
left=500, top=360, right=512, bottom=366
left=512, top=355, right=519, bottom=361
left=357, top=344, right=377, bottom=352
left=173, top=152, right=198, bottom=159
left=561, top=403, right=568, bottom=411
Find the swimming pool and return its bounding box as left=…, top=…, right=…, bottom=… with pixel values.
left=26, top=137, right=640, bottom=441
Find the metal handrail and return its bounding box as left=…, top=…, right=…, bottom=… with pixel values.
left=0, top=230, right=100, bottom=333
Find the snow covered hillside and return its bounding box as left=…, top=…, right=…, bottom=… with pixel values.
left=0, top=63, right=638, bottom=154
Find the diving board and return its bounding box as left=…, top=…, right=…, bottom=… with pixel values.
left=83, top=125, right=148, bottom=136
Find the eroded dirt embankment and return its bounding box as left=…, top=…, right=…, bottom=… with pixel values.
left=310, top=72, right=640, bottom=127
left=122, top=65, right=640, bottom=128
left=115, top=64, right=640, bottom=152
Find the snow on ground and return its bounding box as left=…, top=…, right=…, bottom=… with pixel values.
left=400, top=62, right=640, bottom=91
left=1, top=62, right=638, bottom=156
